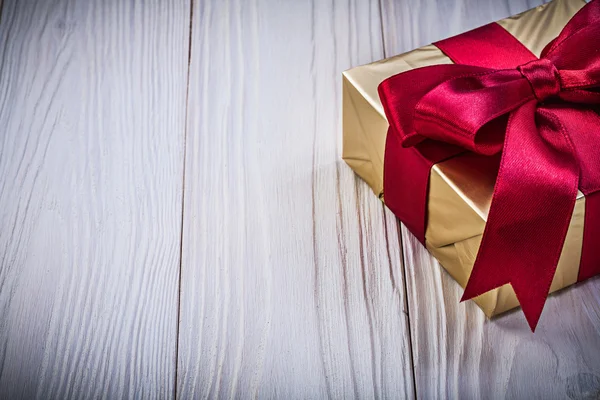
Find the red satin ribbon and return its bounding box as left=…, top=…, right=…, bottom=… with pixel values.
left=379, top=0, right=600, bottom=330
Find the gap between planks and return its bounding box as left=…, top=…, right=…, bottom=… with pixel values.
left=174, top=0, right=197, bottom=399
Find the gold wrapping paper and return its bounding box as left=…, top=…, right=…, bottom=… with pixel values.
left=342, top=0, right=588, bottom=316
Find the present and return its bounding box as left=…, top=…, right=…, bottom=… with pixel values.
left=342, top=0, right=600, bottom=330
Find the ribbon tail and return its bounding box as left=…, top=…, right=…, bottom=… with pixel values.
left=461, top=101, right=579, bottom=331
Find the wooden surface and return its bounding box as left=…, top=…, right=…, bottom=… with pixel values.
left=1, top=0, right=600, bottom=399
left=176, top=0, right=415, bottom=398
left=0, top=0, right=190, bottom=398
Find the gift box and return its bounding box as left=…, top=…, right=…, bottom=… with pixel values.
left=342, top=0, right=600, bottom=329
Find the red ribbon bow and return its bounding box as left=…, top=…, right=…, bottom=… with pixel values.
left=379, top=0, right=600, bottom=330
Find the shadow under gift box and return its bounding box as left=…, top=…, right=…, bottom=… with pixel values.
left=342, top=0, right=588, bottom=317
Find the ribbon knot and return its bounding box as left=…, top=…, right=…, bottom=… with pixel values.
left=517, top=58, right=560, bottom=101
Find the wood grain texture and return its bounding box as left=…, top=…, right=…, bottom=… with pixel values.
left=177, top=0, right=415, bottom=398
left=0, top=0, right=190, bottom=398
left=381, top=1, right=600, bottom=399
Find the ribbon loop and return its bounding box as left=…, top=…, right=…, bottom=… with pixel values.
left=517, top=58, right=561, bottom=101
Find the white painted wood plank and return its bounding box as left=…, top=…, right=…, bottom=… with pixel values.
left=381, top=0, right=600, bottom=398
left=0, top=1, right=190, bottom=398
left=178, top=0, right=415, bottom=398
left=381, top=0, right=548, bottom=57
